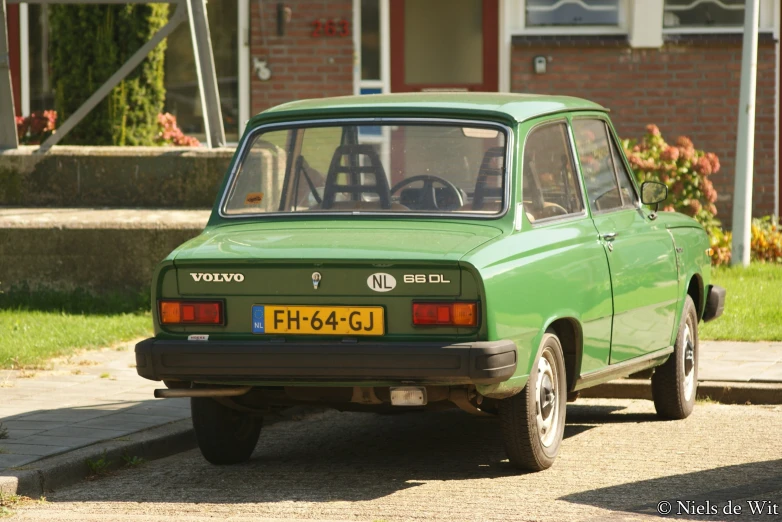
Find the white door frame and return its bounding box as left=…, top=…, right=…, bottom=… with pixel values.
left=238, top=0, right=250, bottom=134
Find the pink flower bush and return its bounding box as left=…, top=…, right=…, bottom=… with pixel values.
left=622, top=125, right=722, bottom=233
left=16, top=110, right=57, bottom=144
left=155, top=113, right=200, bottom=147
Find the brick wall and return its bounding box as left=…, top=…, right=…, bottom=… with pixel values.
left=250, top=0, right=354, bottom=115
left=511, top=35, right=777, bottom=227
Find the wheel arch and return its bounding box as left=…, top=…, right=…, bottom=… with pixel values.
left=544, top=317, right=583, bottom=393
left=687, top=272, right=705, bottom=321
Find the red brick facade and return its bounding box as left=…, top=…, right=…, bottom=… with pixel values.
left=250, top=0, right=354, bottom=115
left=511, top=36, right=777, bottom=225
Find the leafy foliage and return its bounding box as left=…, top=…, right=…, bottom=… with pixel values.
left=86, top=450, right=112, bottom=476
left=49, top=4, right=169, bottom=145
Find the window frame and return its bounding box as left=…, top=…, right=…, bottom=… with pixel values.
left=510, top=0, right=631, bottom=36
left=520, top=118, right=589, bottom=228
left=662, top=0, right=776, bottom=34
left=571, top=115, right=642, bottom=216
left=218, top=117, right=514, bottom=221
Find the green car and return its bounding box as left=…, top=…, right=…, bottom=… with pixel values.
left=136, top=93, right=726, bottom=471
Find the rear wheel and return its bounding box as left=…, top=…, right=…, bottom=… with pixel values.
left=191, top=397, right=263, bottom=465
left=652, top=295, right=698, bottom=420
left=499, top=333, right=567, bottom=471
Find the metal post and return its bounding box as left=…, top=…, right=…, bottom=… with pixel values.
left=187, top=0, right=224, bottom=148
left=39, top=2, right=187, bottom=150
left=0, top=0, right=19, bottom=149
left=731, top=0, right=761, bottom=267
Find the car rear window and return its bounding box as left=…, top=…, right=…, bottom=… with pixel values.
left=221, top=121, right=508, bottom=216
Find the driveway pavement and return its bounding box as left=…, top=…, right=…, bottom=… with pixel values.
left=9, top=398, right=782, bottom=521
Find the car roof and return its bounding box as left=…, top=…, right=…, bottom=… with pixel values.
left=251, top=92, right=607, bottom=125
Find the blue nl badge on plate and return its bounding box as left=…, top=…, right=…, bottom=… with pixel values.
left=251, top=305, right=265, bottom=334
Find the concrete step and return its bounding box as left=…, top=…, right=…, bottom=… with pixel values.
left=0, top=146, right=233, bottom=208
left=0, top=208, right=209, bottom=294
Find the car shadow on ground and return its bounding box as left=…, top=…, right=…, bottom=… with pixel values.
left=43, top=402, right=674, bottom=505
left=560, top=459, right=782, bottom=520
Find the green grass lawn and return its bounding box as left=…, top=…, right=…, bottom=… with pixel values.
left=700, top=263, right=782, bottom=342
left=0, top=289, right=152, bottom=369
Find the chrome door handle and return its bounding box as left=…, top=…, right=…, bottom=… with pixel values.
left=602, top=232, right=617, bottom=241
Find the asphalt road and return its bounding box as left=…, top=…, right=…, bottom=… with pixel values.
left=12, top=398, right=782, bottom=522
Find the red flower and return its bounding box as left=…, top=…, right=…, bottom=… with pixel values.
left=678, top=147, right=694, bottom=162
left=676, top=136, right=694, bottom=149
left=694, top=156, right=713, bottom=176
left=706, top=152, right=720, bottom=174
left=702, top=178, right=718, bottom=203
left=661, top=146, right=679, bottom=162
left=646, top=124, right=661, bottom=137
left=687, top=200, right=702, bottom=215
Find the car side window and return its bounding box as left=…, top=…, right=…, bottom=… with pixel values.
left=522, top=122, right=584, bottom=223
left=608, top=131, right=639, bottom=208
left=573, top=119, right=623, bottom=213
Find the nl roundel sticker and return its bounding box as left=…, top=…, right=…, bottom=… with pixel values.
left=367, top=273, right=396, bottom=292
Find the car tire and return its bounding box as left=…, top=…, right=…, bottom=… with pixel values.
left=498, top=332, right=567, bottom=472
left=191, top=397, right=263, bottom=465
left=652, top=295, right=698, bottom=420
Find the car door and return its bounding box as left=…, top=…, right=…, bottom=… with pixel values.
left=572, top=117, right=679, bottom=364
left=513, top=119, right=614, bottom=375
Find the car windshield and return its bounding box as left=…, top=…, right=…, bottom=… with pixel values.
left=222, top=121, right=508, bottom=216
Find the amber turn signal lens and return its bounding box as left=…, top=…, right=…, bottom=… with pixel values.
left=413, top=302, right=478, bottom=327
left=452, top=302, right=477, bottom=326
left=159, top=301, right=222, bottom=325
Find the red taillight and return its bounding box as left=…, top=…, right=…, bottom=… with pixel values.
left=413, top=302, right=478, bottom=327
left=159, top=301, right=223, bottom=325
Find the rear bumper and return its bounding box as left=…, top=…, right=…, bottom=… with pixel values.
left=135, top=338, right=517, bottom=385
left=703, top=284, right=726, bottom=322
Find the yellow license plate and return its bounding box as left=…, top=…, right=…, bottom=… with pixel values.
left=252, top=305, right=384, bottom=335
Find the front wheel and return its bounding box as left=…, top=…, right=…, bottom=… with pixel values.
left=191, top=397, right=263, bottom=465
left=652, top=295, right=699, bottom=420
left=498, top=333, right=567, bottom=471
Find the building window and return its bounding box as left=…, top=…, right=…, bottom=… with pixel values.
left=663, top=0, right=775, bottom=32
left=525, top=0, right=620, bottom=27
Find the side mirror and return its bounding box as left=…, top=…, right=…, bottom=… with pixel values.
left=640, top=181, right=667, bottom=211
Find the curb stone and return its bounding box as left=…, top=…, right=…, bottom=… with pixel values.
left=580, top=379, right=782, bottom=404
left=0, top=406, right=328, bottom=497
left=0, top=419, right=196, bottom=498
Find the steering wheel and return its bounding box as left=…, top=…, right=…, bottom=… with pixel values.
left=390, top=175, right=464, bottom=211
left=541, top=202, right=569, bottom=217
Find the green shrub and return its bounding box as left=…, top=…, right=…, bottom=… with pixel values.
left=49, top=4, right=168, bottom=145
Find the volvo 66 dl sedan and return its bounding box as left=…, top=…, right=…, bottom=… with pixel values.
left=136, top=93, right=725, bottom=472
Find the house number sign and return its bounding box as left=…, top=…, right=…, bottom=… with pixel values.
left=311, top=19, right=349, bottom=37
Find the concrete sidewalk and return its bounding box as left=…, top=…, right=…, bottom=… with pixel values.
left=0, top=340, right=189, bottom=473
left=0, top=338, right=780, bottom=495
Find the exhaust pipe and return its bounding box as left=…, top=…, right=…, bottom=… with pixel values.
left=154, top=386, right=252, bottom=398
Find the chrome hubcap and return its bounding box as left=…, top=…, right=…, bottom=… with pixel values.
left=536, top=354, right=559, bottom=447
left=683, top=323, right=696, bottom=401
